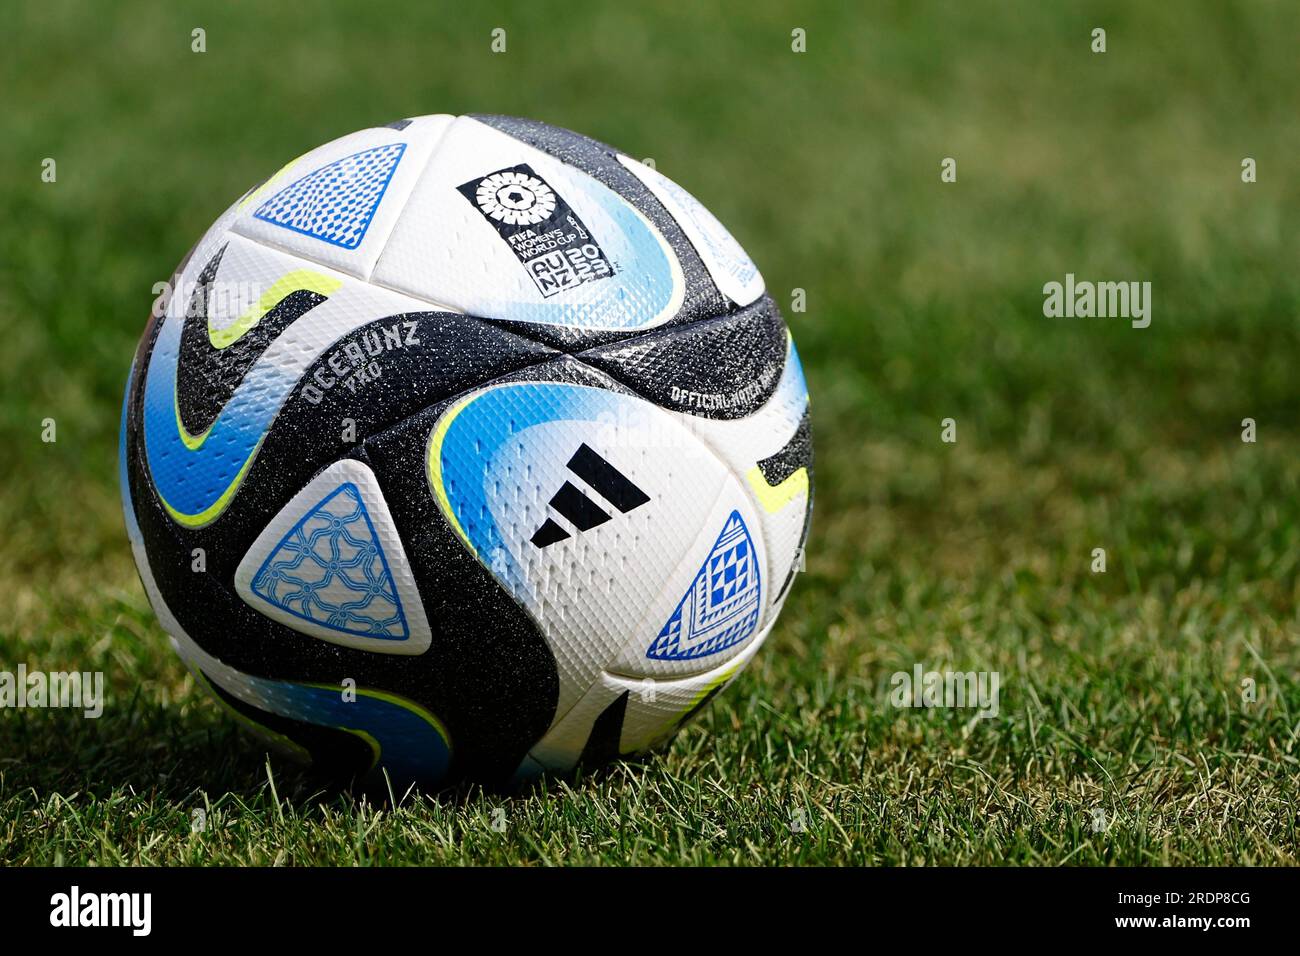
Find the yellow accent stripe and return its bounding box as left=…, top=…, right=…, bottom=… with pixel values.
left=746, top=464, right=809, bottom=514
left=342, top=729, right=383, bottom=773
left=425, top=393, right=479, bottom=558
left=174, top=384, right=212, bottom=449
left=190, top=669, right=312, bottom=763
left=633, top=660, right=745, bottom=754
left=237, top=155, right=303, bottom=211
left=209, top=270, right=342, bottom=349
left=301, top=685, right=454, bottom=772
left=171, top=270, right=342, bottom=450
left=356, top=686, right=453, bottom=754
left=160, top=437, right=263, bottom=528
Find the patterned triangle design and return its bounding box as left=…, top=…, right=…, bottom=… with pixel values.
left=250, top=483, right=408, bottom=640
left=647, top=510, right=761, bottom=661
left=253, top=143, right=406, bottom=249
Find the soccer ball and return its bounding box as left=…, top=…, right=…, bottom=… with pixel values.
left=120, top=114, right=812, bottom=787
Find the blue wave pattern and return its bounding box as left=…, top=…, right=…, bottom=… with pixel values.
left=251, top=483, right=407, bottom=640
left=254, top=143, right=406, bottom=249
left=647, top=510, right=762, bottom=661
left=433, top=382, right=637, bottom=596
left=782, top=337, right=809, bottom=407
left=211, top=672, right=451, bottom=786
left=142, top=310, right=297, bottom=525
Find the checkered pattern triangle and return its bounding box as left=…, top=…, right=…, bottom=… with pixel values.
left=647, top=510, right=761, bottom=661
left=254, top=143, right=406, bottom=249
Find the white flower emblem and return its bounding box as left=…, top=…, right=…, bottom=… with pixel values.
left=474, top=171, right=557, bottom=225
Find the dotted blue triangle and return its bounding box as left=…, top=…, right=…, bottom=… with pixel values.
left=253, top=142, right=406, bottom=249
left=647, top=510, right=761, bottom=661
left=251, top=482, right=409, bottom=640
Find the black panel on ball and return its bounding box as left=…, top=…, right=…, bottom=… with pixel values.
left=578, top=295, right=790, bottom=420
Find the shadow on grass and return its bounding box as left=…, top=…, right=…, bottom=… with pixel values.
left=0, top=691, right=320, bottom=804
left=0, top=687, right=655, bottom=811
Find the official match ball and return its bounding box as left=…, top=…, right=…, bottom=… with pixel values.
left=120, top=114, right=812, bottom=787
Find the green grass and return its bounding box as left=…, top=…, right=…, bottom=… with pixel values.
left=2, top=0, right=1298, bottom=865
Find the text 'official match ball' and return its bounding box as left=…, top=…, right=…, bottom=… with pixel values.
left=120, top=114, right=812, bottom=787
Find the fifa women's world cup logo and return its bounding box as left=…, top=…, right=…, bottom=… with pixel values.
left=458, top=163, right=615, bottom=298
left=473, top=169, right=557, bottom=225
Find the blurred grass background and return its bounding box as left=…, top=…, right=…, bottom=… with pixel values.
left=1, top=0, right=1297, bottom=864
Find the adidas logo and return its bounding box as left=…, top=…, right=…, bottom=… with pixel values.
left=531, top=444, right=650, bottom=548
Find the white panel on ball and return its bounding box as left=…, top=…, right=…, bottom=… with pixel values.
left=427, top=376, right=769, bottom=723
left=231, top=115, right=455, bottom=281
left=373, top=116, right=684, bottom=330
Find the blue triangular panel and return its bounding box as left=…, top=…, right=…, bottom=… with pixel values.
left=253, top=143, right=406, bottom=249
left=250, top=483, right=408, bottom=640
left=647, top=510, right=761, bottom=661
